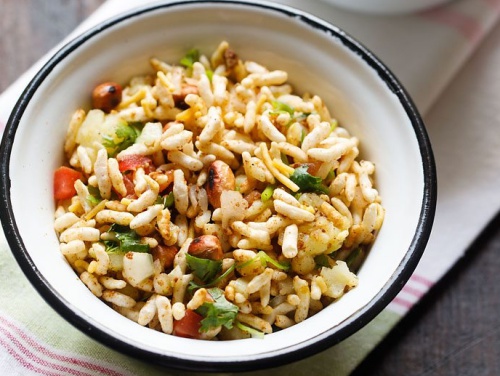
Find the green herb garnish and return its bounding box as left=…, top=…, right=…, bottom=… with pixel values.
left=237, top=251, right=290, bottom=272
left=155, top=192, right=174, bottom=208
left=235, top=321, right=265, bottom=339
left=314, top=254, right=331, bottom=269
left=180, top=48, right=200, bottom=68
left=102, top=122, right=142, bottom=157
left=188, top=264, right=236, bottom=294
left=164, top=192, right=174, bottom=207
left=271, top=100, right=294, bottom=116
left=261, top=185, right=275, bottom=202
left=271, top=101, right=310, bottom=126
left=104, top=224, right=149, bottom=253
left=186, top=253, right=222, bottom=283
left=87, top=185, right=102, bottom=206
left=289, top=165, right=329, bottom=195
left=258, top=251, right=290, bottom=271
left=196, top=288, right=238, bottom=332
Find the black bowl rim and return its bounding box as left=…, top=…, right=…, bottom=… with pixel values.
left=0, top=0, right=437, bottom=373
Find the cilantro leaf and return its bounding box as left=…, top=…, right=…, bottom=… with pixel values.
left=257, top=251, right=290, bottom=271
left=164, top=192, right=174, bottom=207
left=103, top=242, right=121, bottom=254
left=196, top=288, right=238, bottom=332
left=155, top=192, right=175, bottom=208
left=314, top=254, right=331, bottom=269
left=104, top=224, right=149, bottom=253
left=180, top=49, right=200, bottom=68
left=290, top=165, right=329, bottom=194
left=188, top=264, right=236, bottom=294
left=87, top=185, right=102, bottom=206
left=186, top=253, right=222, bottom=283
left=102, top=122, right=142, bottom=157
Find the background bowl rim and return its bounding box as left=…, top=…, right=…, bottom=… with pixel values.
left=0, top=0, right=437, bottom=372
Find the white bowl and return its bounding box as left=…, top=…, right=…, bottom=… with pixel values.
left=0, top=0, right=436, bottom=372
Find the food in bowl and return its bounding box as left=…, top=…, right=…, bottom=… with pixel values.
left=0, top=0, right=437, bottom=370
left=53, top=41, right=385, bottom=340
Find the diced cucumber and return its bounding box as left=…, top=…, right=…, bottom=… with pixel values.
left=122, top=252, right=154, bottom=286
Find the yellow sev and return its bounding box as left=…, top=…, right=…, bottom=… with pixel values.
left=84, top=199, right=108, bottom=221
left=259, top=143, right=299, bottom=192
left=272, top=158, right=295, bottom=176
left=117, top=88, right=147, bottom=109
left=156, top=71, right=176, bottom=91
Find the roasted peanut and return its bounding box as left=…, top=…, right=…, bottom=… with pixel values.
left=92, top=82, right=122, bottom=112
left=152, top=244, right=178, bottom=271
left=206, top=160, right=235, bottom=208
left=188, top=235, right=223, bottom=261
left=173, top=84, right=198, bottom=109
left=224, top=48, right=239, bottom=69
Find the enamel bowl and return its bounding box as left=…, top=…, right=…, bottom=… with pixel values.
left=0, top=0, right=436, bottom=372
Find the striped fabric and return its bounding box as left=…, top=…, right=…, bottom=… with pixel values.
left=2, top=0, right=500, bottom=374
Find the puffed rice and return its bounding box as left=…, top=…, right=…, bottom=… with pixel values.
left=54, top=41, right=384, bottom=342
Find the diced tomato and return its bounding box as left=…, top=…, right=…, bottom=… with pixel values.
left=118, top=154, right=153, bottom=173
left=53, top=166, right=82, bottom=200
left=173, top=309, right=203, bottom=339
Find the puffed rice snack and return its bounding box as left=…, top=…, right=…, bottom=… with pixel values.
left=53, top=41, right=385, bottom=340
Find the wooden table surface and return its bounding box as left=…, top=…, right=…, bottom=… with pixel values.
left=1, top=1, right=499, bottom=375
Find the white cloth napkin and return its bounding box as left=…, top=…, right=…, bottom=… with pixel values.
left=1, top=0, right=500, bottom=375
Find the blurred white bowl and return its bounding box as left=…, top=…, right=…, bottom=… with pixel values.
left=322, top=0, right=452, bottom=15
left=0, top=0, right=436, bottom=372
